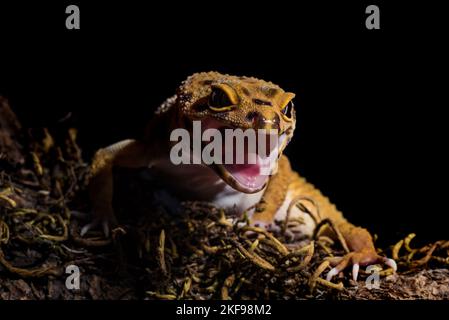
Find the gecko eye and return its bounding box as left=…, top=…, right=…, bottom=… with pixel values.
left=281, top=100, right=294, bottom=120
left=208, top=87, right=233, bottom=111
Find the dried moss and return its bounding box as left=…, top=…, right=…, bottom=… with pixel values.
left=0, top=97, right=448, bottom=300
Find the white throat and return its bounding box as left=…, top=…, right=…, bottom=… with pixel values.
left=150, top=155, right=265, bottom=214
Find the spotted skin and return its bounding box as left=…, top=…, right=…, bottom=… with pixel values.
left=86, top=72, right=396, bottom=283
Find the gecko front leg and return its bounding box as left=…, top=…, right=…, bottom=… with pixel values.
left=323, top=222, right=397, bottom=282
left=251, top=156, right=292, bottom=231
left=83, top=139, right=150, bottom=237
left=251, top=155, right=396, bottom=282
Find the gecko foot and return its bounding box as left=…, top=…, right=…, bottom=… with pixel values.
left=252, top=220, right=282, bottom=234
left=79, top=212, right=118, bottom=238
left=250, top=218, right=310, bottom=242
left=325, top=250, right=397, bottom=282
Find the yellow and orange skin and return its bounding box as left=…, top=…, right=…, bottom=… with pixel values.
left=86, top=72, right=396, bottom=282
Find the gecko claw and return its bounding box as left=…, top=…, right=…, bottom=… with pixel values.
left=80, top=222, right=96, bottom=237
left=326, top=267, right=340, bottom=281
left=384, top=258, right=397, bottom=272
left=102, top=220, right=110, bottom=238
left=80, top=216, right=115, bottom=238
left=352, top=263, right=360, bottom=282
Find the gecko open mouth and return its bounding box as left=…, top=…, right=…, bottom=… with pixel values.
left=216, top=134, right=287, bottom=193
left=199, top=118, right=285, bottom=193
left=216, top=156, right=271, bottom=193
left=172, top=118, right=287, bottom=193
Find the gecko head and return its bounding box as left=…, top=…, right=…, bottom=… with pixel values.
left=174, top=72, right=296, bottom=194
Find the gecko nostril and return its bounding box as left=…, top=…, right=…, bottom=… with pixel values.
left=247, top=112, right=280, bottom=130
left=272, top=114, right=280, bottom=128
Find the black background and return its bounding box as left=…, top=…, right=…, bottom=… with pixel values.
left=0, top=299, right=441, bottom=319
left=0, top=1, right=447, bottom=244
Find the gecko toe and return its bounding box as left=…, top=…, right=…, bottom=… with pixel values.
left=326, top=267, right=340, bottom=281
left=80, top=216, right=115, bottom=238
left=80, top=221, right=97, bottom=237
left=383, top=257, right=397, bottom=272
left=352, top=263, right=360, bottom=282
left=102, top=220, right=110, bottom=238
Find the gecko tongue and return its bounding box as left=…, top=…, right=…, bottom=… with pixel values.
left=223, top=155, right=269, bottom=190
left=200, top=117, right=276, bottom=190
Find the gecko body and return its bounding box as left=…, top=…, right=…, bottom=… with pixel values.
left=85, top=72, right=396, bottom=281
